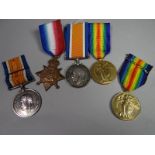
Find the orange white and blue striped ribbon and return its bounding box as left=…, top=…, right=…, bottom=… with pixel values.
left=119, top=54, right=153, bottom=91
left=64, top=22, right=89, bottom=59
left=2, top=55, right=35, bottom=90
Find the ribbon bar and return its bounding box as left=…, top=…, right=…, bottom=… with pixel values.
left=2, top=55, right=35, bottom=90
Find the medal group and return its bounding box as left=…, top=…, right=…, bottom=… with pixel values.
left=1, top=20, right=153, bottom=121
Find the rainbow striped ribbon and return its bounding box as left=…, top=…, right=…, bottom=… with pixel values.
left=2, top=55, right=35, bottom=90
left=39, top=20, right=65, bottom=56
left=64, top=22, right=89, bottom=59
left=89, top=23, right=110, bottom=59
left=119, top=54, right=153, bottom=91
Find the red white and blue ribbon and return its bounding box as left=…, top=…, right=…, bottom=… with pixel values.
left=39, top=20, right=65, bottom=56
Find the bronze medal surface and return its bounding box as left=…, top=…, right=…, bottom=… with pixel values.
left=90, top=60, right=117, bottom=85
left=66, top=64, right=90, bottom=88
left=111, top=92, right=141, bottom=121
left=36, top=57, right=65, bottom=91
left=13, top=88, right=42, bottom=118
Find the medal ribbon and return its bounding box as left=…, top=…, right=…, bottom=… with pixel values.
left=2, top=55, right=35, bottom=90
left=119, top=54, right=153, bottom=91
left=39, top=20, right=65, bottom=56
left=64, top=22, right=89, bottom=59
left=89, top=23, right=110, bottom=59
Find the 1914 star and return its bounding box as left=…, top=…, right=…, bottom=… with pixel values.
left=36, top=57, right=65, bottom=91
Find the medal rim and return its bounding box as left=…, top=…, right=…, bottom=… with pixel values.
left=13, top=88, right=42, bottom=118
left=111, top=92, right=141, bottom=121
left=90, top=60, right=117, bottom=85
left=66, top=63, right=91, bottom=88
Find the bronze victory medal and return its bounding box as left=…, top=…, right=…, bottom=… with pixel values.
left=111, top=92, right=141, bottom=121
left=36, top=57, right=65, bottom=91
left=90, top=60, right=117, bottom=85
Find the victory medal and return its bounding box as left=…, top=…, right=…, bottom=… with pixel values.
left=111, top=54, right=153, bottom=121
left=89, top=23, right=117, bottom=85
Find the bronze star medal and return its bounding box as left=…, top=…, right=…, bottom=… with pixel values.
left=36, top=57, right=65, bottom=91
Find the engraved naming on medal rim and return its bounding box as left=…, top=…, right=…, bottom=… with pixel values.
left=111, top=92, right=141, bottom=121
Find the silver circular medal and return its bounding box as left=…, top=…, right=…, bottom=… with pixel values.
left=13, top=88, right=42, bottom=118
left=66, top=64, right=90, bottom=88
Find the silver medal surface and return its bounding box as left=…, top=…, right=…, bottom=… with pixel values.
left=13, top=88, right=42, bottom=118
left=66, top=64, right=90, bottom=88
